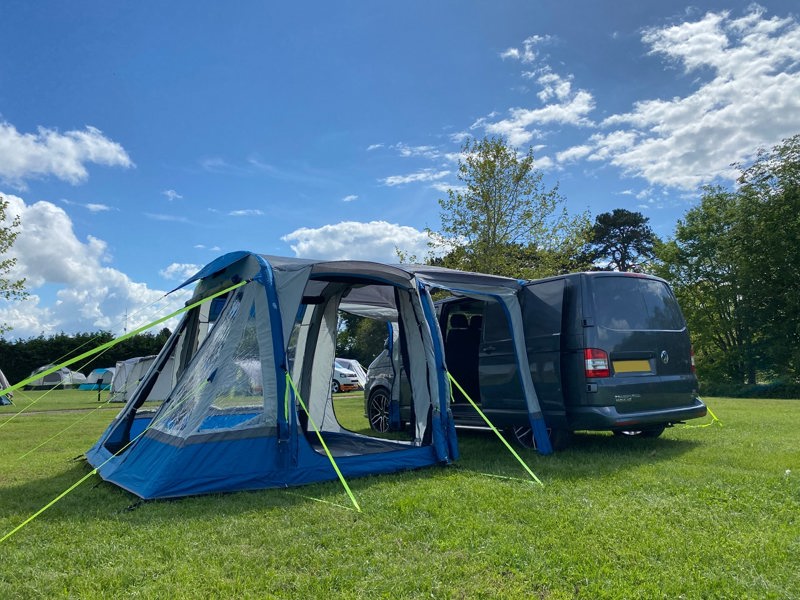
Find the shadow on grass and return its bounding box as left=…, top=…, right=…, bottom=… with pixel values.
left=452, top=427, right=701, bottom=482
left=0, top=428, right=702, bottom=533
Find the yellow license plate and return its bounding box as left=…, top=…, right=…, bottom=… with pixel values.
left=612, top=360, right=651, bottom=373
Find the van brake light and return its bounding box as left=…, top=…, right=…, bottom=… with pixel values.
left=584, top=348, right=610, bottom=378
left=690, top=346, right=696, bottom=374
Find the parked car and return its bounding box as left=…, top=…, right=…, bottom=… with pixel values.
left=332, top=362, right=361, bottom=394
left=335, top=358, right=367, bottom=388
left=365, top=271, right=706, bottom=448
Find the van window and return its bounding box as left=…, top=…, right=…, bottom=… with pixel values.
left=522, top=279, right=564, bottom=337
left=482, top=301, right=510, bottom=343
left=592, top=277, right=684, bottom=331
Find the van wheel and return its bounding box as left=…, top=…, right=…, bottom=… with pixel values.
left=508, top=425, right=571, bottom=451
left=331, top=380, right=341, bottom=394
left=613, top=425, right=665, bottom=438
left=368, top=389, right=391, bottom=433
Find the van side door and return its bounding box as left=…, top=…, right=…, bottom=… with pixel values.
left=478, top=299, right=524, bottom=423
left=521, top=279, right=566, bottom=423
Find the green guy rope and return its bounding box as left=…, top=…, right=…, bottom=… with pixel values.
left=1, top=338, right=120, bottom=430
left=285, top=372, right=362, bottom=512
left=447, top=372, right=543, bottom=486
left=15, top=399, right=112, bottom=462
left=0, top=279, right=248, bottom=400
left=0, top=414, right=156, bottom=544
left=684, top=401, right=723, bottom=429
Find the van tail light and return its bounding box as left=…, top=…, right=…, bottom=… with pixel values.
left=584, top=348, right=610, bottom=378
left=690, top=346, right=696, bottom=374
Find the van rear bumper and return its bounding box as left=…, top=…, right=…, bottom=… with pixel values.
left=566, top=397, right=707, bottom=431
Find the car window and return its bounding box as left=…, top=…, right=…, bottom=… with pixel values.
left=592, top=277, right=684, bottom=331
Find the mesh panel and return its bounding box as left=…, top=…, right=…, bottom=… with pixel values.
left=152, top=283, right=272, bottom=438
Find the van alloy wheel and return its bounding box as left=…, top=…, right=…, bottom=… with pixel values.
left=331, top=379, right=341, bottom=394
left=508, top=425, right=571, bottom=451
left=368, top=389, right=391, bottom=433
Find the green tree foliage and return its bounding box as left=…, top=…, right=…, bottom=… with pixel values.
left=655, top=187, right=757, bottom=383
left=0, top=328, right=172, bottom=385
left=734, top=135, right=800, bottom=380
left=336, top=313, right=387, bottom=367
left=0, top=196, right=28, bottom=334
left=655, top=134, right=800, bottom=384
left=429, top=136, right=591, bottom=279
left=587, top=208, right=659, bottom=272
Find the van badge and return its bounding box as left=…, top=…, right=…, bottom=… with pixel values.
left=660, top=350, right=669, bottom=365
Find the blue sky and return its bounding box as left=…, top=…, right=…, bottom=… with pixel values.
left=1, top=1, right=799, bottom=338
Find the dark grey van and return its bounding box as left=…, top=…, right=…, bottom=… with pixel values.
left=520, top=271, right=706, bottom=440
left=365, top=271, right=706, bottom=448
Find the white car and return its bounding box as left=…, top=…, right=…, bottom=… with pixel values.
left=332, top=361, right=361, bottom=394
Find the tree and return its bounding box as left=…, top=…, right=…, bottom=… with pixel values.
left=654, top=187, right=758, bottom=383
left=336, top=312, right=387, bottom=367
left=0, top=196, right=27, bottom=334
left=734, top=134, right=800, bottom=379
left=587, top=208, right=659, bottom=272
left=428, top=136, right=590, bottom=279
left=0, top=328, right=173, bottom=385
left=655, top=135, right=800, bottom=385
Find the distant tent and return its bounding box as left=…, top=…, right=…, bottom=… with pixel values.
left=87, top=251, right=457, bottom=500
left=335, top=358, right=367, bottom=388
left=78, top=367, right=116, bottom=391
left=0, top=368, right=12, bottom=405
left=26, top=366, right=87, bottom=390
left=110, top=356, right=176, bottom=403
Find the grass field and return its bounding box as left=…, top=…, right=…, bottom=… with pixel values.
left=1, top=390, right=798, bottom=599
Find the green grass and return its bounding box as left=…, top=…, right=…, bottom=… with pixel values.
left=1, top=393, right=798, bottom=599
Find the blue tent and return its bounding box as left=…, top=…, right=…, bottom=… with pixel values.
left=86, top=252, right=457, bottom=499
left=78, top=367, right=116, bottom=391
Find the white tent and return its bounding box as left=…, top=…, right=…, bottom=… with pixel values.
left=26, top=365, right=87, bottom=389
left=110, top=356, right=176, bottom=403
left=0, top=367, right=12, bottom=405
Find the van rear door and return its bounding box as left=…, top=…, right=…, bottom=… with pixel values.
left=587, top=274, right=697, bottom=413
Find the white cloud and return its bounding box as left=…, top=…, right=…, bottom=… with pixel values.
left=159, top=263, right=201, bottom=281
left=282, top=221, right=436, bottom=263
left=430, top=182, right=456, bottom=193
left=500, top=35, right=552, bottom=64
left=500, top=47, right=523, bottom=61
left=366, top=143, right=384, bottom=151
left=145, top=213, right=192, bottom=223
left=0, top=193, right=188, bottom=338
left=588, top=8, right=800, bottom=189
left=60, top=198, right=114, bottom=213
left=342, top=195, right=358, bottom=202
left=162, top=189, right=183, bottom=201
left=380, top=169, right=450, bottom=187
left=472, top=67, right=596, bottom=146
left=228, top=209, right=265, bottom=217
left=391, top=143, right=441, bottom=159
left=0, top=121, right=132, bottom=188
left=556, top=145, right=593, bottom=163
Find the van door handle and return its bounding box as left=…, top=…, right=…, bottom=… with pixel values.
left=483, top=345, right=496, bottom=354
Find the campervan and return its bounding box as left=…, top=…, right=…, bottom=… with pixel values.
left=365, top=271, right=706, bottom=449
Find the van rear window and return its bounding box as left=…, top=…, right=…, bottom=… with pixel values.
left=592, top=277, right=685, bottom=331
